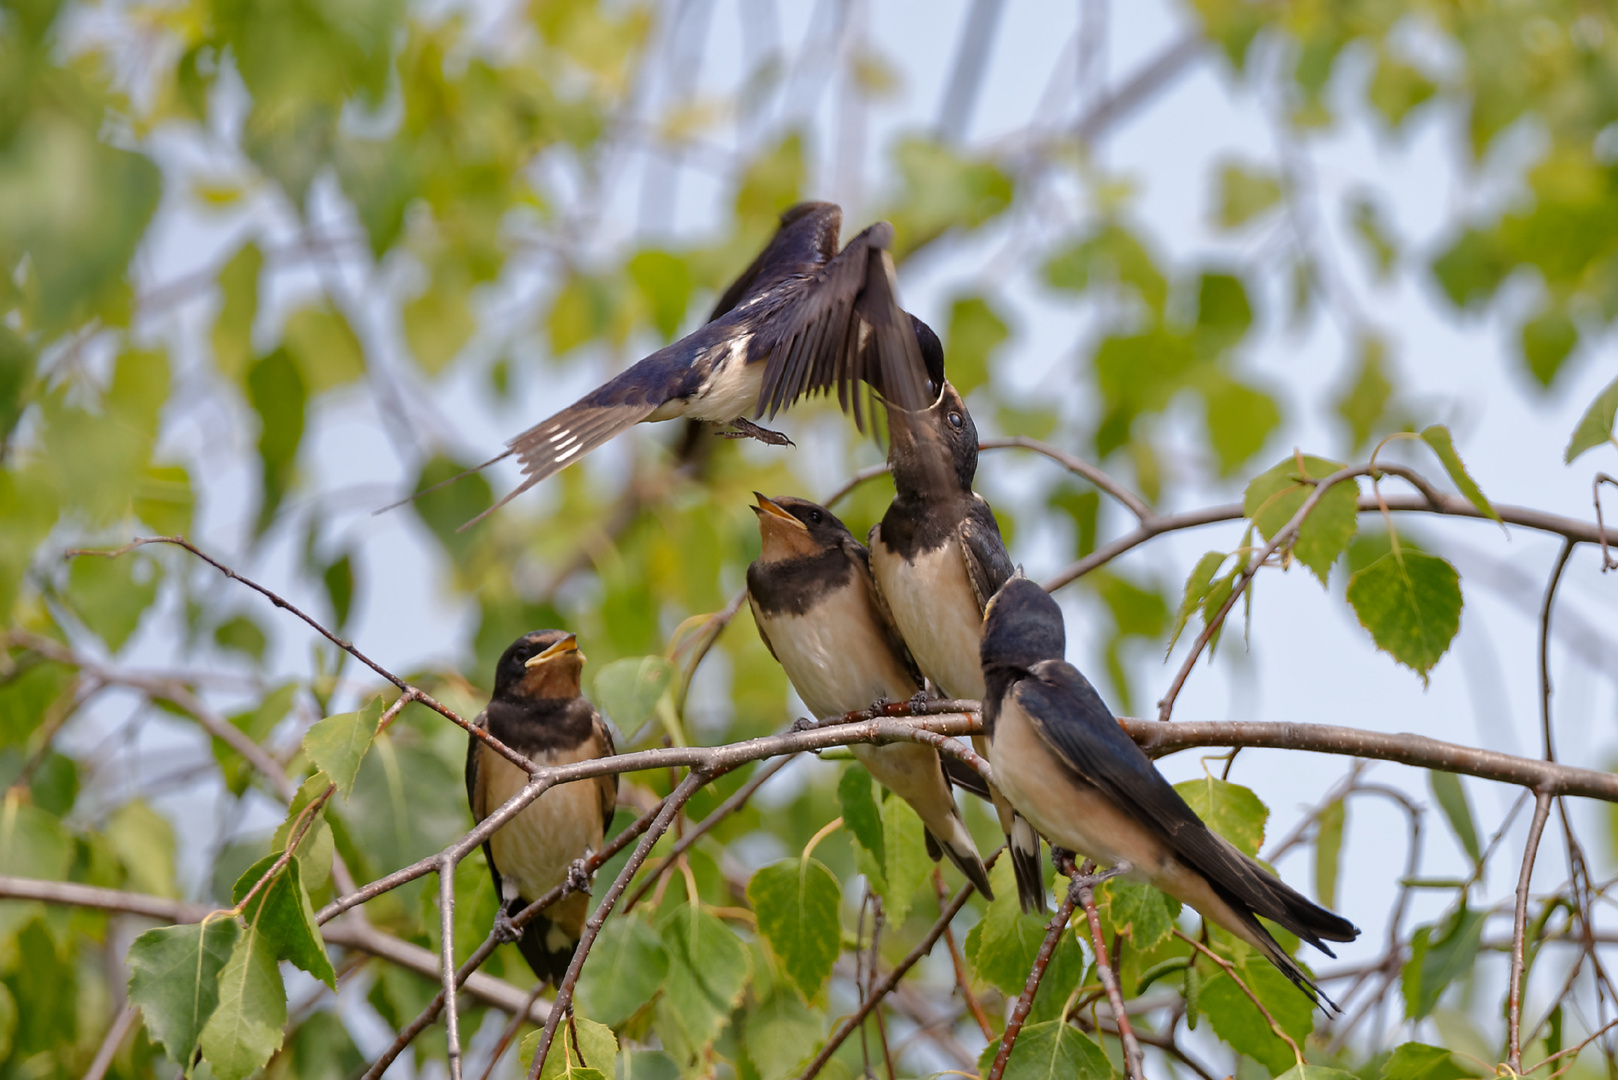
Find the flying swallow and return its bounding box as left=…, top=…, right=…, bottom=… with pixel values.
left=867, top=377, right=1047, bottom=912
left=442, top=202, right=935, bottom=524
left=466, top=630, right=618, bottom=984
left=979, top=576, right=1359, bottom=1003
left=747, top=493, right=993, bottom=898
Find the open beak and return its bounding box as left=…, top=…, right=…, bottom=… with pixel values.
left=751, top=492, right=807, bottom=531
left=526, top=633, right=581, bottom=667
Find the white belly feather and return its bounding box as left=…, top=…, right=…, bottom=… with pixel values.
left=753, top=587, right=918, bottom=720
left=871, top=539, right=986, bottom=700
left=646, top=336, right=765, bottom=424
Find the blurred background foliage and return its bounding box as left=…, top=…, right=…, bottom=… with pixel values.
left=2, top=0, right=1618, bottom=1077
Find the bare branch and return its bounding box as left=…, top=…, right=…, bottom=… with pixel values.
left=1540, top=539, right=1576, bottom=761
left=987, top=869, right=1087, bottom=1080
left=981, top=436, right=1152, bottom=521
left=439, top=855, right=463, bottom=1080
left=1077, top=860, right=1144, bottom=1080
left=1510, top=791, right=1555, bottom=1072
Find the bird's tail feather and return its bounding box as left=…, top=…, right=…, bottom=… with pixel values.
left=372, top=449, right=514, bottom=516
left=923, top=820, right=994, bottom=900
left=512, top=900, right=579, bottom=986
left=1230, top=906, right=1342, bottom=1014
left=1010, top=816, right=1047, bottom=914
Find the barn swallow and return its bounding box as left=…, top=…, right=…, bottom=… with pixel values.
left=979, top=576, right=1359, bottom=1004
left=746, top=493, right=993, bottom=898
left=867, top=377, right=1047, bottom=912
left=440, top=202, right=936, bottom=524
left=466, top=630, right=618, bottom=984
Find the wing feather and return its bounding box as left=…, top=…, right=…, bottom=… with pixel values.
left=956, top=499, right=1015, bottom=615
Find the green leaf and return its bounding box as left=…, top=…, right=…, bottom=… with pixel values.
left=1520, top=307, right=1578, bottom=387
left=303, top=696, right=384, bottom=798
left=968, top=858, right=1056, bottom=994
left=1402, top=904, right=1486, bottom=1020
left=1243, top=454, right=1359, bottom=585
left=837, top=766, right=885, bottom=890
left=402, top=271, right=476, bottom=375
left=1197, top=948, right=1315, bottom=1074
left=211, top=241, right=262, bottom=383
left=1566, top=375, right=1618, bottom=463
left=629, top=250, right=693, bottom=342
left=1348, top=194, right=1400, bottom=280
left=743, top=991, right=823, bottom=1080
left=975, top=1019, right=1114, bottom=1080
left=1313, top=799, right=1345, bottom=910
left=748, top=856, right=842, bottom=1003
left=578, top=912, right=669, bottom=1026
left=1380, top=1042, right=1479, bottom=1080
left=1430, top=228, right=1506, bottom=311
left=593, top=656, right=676, bottom=743
left=1094, top=878, right=1179, bottom=952
left=127, top=919, right=241, bottom=1067
left=282, top=303, right=366, bottom=395
left=321, top=553, right=354, bottom=630
left=521, top=1016, right=618, bottom=1080
left=214, top=615, right=268, bottom=661
left=1419, top=425, right=1499, bottom=522
left=1174, top=776, right=1268, bottom=857
left=106, top=798, right=179, bottom=899
left=1169, top=552, right=1229, bottom=652
left=0, top=800, right=74, bottom=881
left=1195, top=272, right=1253, bottom=352
left=272, top=775, right=336, bottom=893
left=1367, top=49, right=1436, bottom=129
left=134, top=464, right=196, bottom=536
left=944, top=294, right=1010, bottom=397
left=1214, top=159, right=1282, bottom=230
left=1427, top=771, right=1480, bottom=865
left=0, top=326, right=36, bottom=442
left=1275, top=1067, right=1360, bottom=1080
left=1335, top=336, right=1395, bottom=452
left=247, top=347, right=307, bottom=535
left=1346, top=549, right=1463, bottom=684
left=654, top=901, right=752, bottom=1055
left=888, top=137, right=1014, bottom=256
left=1202, top=372, right=1280, bottom=475
left=283, top=1010, right=365, bottom=1080
left=0, top=982, right=14, bottom=1063
left=878, top=790, right=932, bottom=926
left=1045, top=223, right=1168, bottom=314
left=66, top=552, right=161, bottom=653
left=199, top=924, right=288, bottom=1080
left=232, top=854, right=337, bottom=988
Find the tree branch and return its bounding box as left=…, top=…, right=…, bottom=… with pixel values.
left=1510, top=791, right=1555, bottom=1072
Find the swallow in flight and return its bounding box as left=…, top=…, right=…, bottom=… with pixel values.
left=466, top=630, right=618, bottom=984
left=747, top=493, right=993, bottom=898
left=979, top=576, right=1359, bottom=1003
left=867, top=375, right=1046, bottom=912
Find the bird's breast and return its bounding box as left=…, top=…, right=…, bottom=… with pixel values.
left=655, top=335, right=763, bottom=423
left=753, top=586, right=918, bottom=719
left=479, top=743, right=608, bottom=903
left=870, top=536, right=986, bottom=700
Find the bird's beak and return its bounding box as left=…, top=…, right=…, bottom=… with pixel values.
left=526, top=634, right=581, bottom=667
left=751, top=492, right=807, bottom=531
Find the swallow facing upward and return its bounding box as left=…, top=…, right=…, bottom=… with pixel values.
left=867, top=376, right=1047, bottom=912
left=979, top=577, right=1359, bottom=1004
left=746, top=494, right=993, bottom=898
left=466, top=631, right=618, bottom=984
left=465, top=201, right=934, bottom=522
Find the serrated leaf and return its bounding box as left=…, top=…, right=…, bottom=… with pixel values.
left=968, top=858, right=1055, bottom=994
left=593, top=656, right=676, bottom=743
left=879, top=791, right=931, bottom=926
left=1314, top=799, right=1345, bottom=910
left=1095, top=879, right=1178, bottom=952
left=1170, top=551, right=1228, bottom=652
left=302, top=696, right=383, bottom=798
left=743, top=991, right=822, bottom=1080
left=1419, top=426, right=1499, bottom=522
left=1566, top=375, right=1618, bottom=463
left=1380, top=1041, right=1479, bottom=1080
left=1346, top=549, right=1462, bottom=683
left=1243, top=454, right=1359, bottom=584
left=1174, top=776, right=1268, bottom=857
left=521, top=1016, right=618, bottom=1080
left=748, top=856, right=842, bottom=1003
left=232, top=854, right=336, bottom=988
left=1197, top=948, right=1315, bottom=1074
left=578, top=913, right=669, bottom=1026
left=975, top=1019, right=1114, bottom=1080
left=1402, top=904, right=1486, bottom=1020
left=1428, top=771, right=1480, bottom=864
left=127, top=919, right=241, bottom=1067
left=198, top=924, right=287, bottom=1080
left=837, top=766, right=885, bottom=890
left=654, top=901, right=752, bottom=1055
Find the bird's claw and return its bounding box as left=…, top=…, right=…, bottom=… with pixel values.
left=565, top=857, right=592, bottom=895
left=790, top=715, right=819, bottom=733
left=1050, top=846, right=1080, bottom=878
left=907, top=690, right=931, bottom=714
left=492, top=908, right=521, bottom=945
left=719, top=419, right=794, bottom=446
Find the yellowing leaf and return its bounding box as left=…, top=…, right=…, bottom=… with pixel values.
left=282, top=303, right=366, bottom=394
left=747, top=856, right=842, bottom=1003
left=1314, top=799, right=1345, bottom=910
left=211, top=242, right=262, bottom=383
left=402, top=273, right=476, bottom=376
left=1174, top=775, right=1268, bottom=857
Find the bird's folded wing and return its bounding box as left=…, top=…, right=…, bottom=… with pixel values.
left=850, top=539, right=927, bottom=689
left=592, top=713, right=618, bottom=830
left=957, top=501, right=1015, bottom=616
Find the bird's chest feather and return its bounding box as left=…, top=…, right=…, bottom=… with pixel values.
left=752, top=588, right=918, bottom=719
left=987, top=694, right=1172, bottom=879
left=870, top=534, right=985, bottom=699
left=480, top=744, right=606, bottom=902
left=649, top=336, right=764, bottom=422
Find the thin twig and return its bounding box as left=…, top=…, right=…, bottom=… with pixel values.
left=1539, top=539, right=1575, bottom=762
left=82, top=1003, right=140, bottom=1080
left=439, top=855, right=463, bottom=1080
left=1511, top=791, right=1556, bottom=1072
left=934, top=868, right=994, bottom=1040
left=987, top=871, right=1086, bottom=1080
left=1594, top=474, right=1617, bottom=571
left=1077, top=860, right=1144, bottom=1080
left=1176, top=930, right=1304, bottom=1070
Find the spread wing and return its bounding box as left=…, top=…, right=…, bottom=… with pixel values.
left=709, top=202, right=843, bottom=320
left=753, top=223, right=931, bottom=431
left=1013, top=661, right=1356, bottom=949
left=957, top=498, right=1014, bottom=615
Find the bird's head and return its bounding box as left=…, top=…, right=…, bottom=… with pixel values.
left=887, top=378, right=979, bottom=498
left=495, top=630, right=587, bottom=701
left=750, top=493, right=851, bottom=561
left=981, top=573, right=1066, bottom=671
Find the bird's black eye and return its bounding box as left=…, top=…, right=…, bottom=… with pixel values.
left=947, top=412, right=964, bottom=429
left=809, top=510, right=823, bottom=524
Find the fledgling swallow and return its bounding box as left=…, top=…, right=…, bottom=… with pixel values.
left=980, top=576, right=1359, bottom=1004
left=447, top=202, right=936, bottom=524
left=746, top=493, right=993, bottom=898
left=867, top=376, right=1047, bottom=912
left=466, top=630, right=618, bottom=984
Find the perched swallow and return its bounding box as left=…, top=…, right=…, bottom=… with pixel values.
left=867, top=377, right=1047, bottom=912
left=746, top=493, right=993, bottom=897
left=980, top=577, right=1359, bottom=1003
left=466, top=631, right=618, bottom=984
left=445, top=202, right=935, bottom=523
